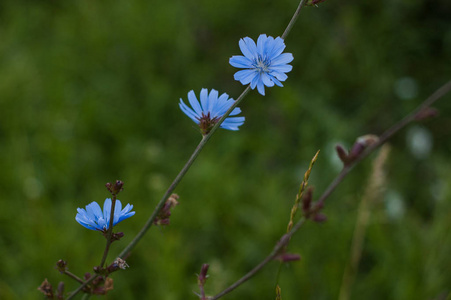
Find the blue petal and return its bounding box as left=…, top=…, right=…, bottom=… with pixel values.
left=76, top=199, right=135, bottom=231
left=180, top=100, right=200, bottom=123
left=271, top=71, right=288, bottom=81
left=271, top=53, right=294, bottom=65
left=234, top=69, right=257, bottom=85
left=256, top=34, right=268, bottom=56
left=257, top=80, right=266, bottom=95
left=103, top=198, right=112, bottom=226
left=239, top=37, right=258, bottom=59
left=270, top=64, right=293, bottom=73
left=267, top=37, right=286, bottom=58
left=179, top=89, right=245, bottom=132
left=229, top=107, right=242, bottom=116
left=200, top=88, right=209, bottom=113
left=187, top=90, right=203, bottom=116
left=270, top=75, right=284, bottom=87
left=250, top=73, right=261, bottom=89
left=86, top=201, right=102, bottom=222
left=229, top=55, right=253, bottom=68
left=208, top=89, right=219, bottom=114
left=261, top=72, right=275, bottom=87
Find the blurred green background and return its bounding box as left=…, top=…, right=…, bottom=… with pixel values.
left=1, top=0, right=450, bottom=299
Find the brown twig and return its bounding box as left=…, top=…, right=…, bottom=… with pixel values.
left=210, top=81, right=451, bottom=299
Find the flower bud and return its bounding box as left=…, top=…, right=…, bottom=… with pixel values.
left=55, top=259, right=67, bottom=273
left=106, top=180, right=124, bottom=195
left=302, top=187, right=313, bottom=214
left=348, top=134, right=379, bottom=162
left=198, top=264, right=210, bottom=286
left=38, top=279, right=54, bottom=298
left=56, top=282, right=65, bottom=300
left=335, top=144, right=350, bottom=165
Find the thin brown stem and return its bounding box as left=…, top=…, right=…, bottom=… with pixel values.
left=211, top=219, right=307, bottom=300
left=117, top=86, right=251, bottom=259
left=282, top=0, right=307, bottom=40
left=63, top=270, right=85, bottom=284
left=66, top=275, right=98, bottom=300
left=211, top=80, right=451, bottom=299
left=317, top=79, right=451, bottom=205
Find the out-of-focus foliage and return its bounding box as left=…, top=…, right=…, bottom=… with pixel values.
left=0, top=0, right=450, bottom=299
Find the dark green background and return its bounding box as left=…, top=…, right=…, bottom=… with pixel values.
left=0, top=0, right=450, bottom=299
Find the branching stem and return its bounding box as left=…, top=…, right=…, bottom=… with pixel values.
left=211, top=80, right=451, bottom=299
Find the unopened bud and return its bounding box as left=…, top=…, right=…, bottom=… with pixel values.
left=348, top=135, right=379, bottom=161
left=198, top=264, right=210, bottom=285
left=55, top=259, right=67, bottom=273
left=335, top=144, right=350, bottom=164
left=56, top=282, right=65, bottom=300
left=38, top=279, right=54, bottom=298
left=106, top=180, right=124, bottom=195
left=302, top=187, right=313, bottom=214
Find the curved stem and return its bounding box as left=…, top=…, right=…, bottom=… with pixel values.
left=66, top=275, right=98, bottom=300
left=317, top=79, right=451, bottom=205
left=211, top=219, right=306, bottom=300
left=282, top=0, right=307, bottom=40
left=211, top=79, right=451, bottom=299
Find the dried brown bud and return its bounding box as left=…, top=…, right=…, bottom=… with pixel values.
left=106, top=180, right=124, bottom=195
left=84, top=272, right=91, bottom=281
left=154, top=194, right=180, bottom=226
left=92, top=278, right=114, bottom=295
left=38, top=279, right=54, bottom=298
left=55, top=259, right=67, bottom=273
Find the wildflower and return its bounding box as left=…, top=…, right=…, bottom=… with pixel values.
left=75, top=198, right=135, bottom=231
left=179, top=88, right=245, bottom=135
left=230, top=34, right=293, bottom=95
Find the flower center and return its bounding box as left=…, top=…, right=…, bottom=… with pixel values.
left=197, top=112, right=220, bottom=135
left=253, top=55, right=270, bottom=73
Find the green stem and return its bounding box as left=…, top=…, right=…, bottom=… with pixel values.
left=118, top=86, right=251, bottom=259
left=282, top=0, right=307, bottom=40
left=63, top=270, right=85, bottom=284
left=66, top=275, right=98, bottom=300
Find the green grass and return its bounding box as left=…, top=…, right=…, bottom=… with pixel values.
left=0, top=0, right=450, bottom=299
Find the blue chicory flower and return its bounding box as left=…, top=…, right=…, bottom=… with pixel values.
left=75, top=198, right=135, bottom=231
left=229, top=34, right=293, bottom=96
left=179, top=88, right=245, bottom=135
